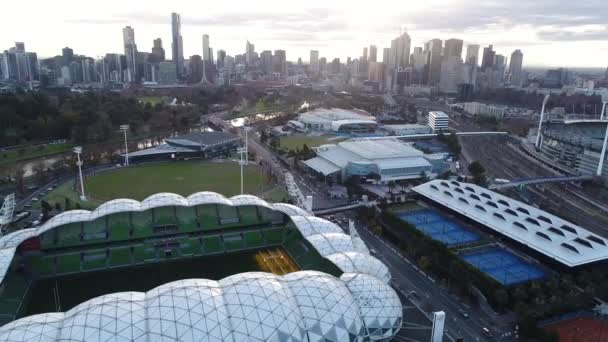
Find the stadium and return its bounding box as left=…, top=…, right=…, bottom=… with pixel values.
left=540, top=119, right=608, bottom=176
left=0, top=192, right=402, bottom=341
left=292, top=108, right=378, bottom=133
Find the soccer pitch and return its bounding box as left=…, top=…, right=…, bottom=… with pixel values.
left=85, top=161, right=267, bottom=201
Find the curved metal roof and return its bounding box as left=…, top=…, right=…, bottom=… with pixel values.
left=415, top=180, right=608, bottom=267
left=0, top=272, right=401, bottom=342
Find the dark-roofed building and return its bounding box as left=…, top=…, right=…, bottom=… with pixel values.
left=126, top=131, right=240, bottom=162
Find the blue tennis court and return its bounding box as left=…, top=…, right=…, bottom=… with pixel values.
left=461, top=247, right=545, bottom=285
left=398, top=209, right=480, bottom=246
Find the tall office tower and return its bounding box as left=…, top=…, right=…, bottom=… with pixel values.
left=508, top=49, right=524, bottom=87
left=382, top=48, right=390, bottom=65
left=389, top=32, right=411, bottom=69
left=330, top=58, right=340, bottom=74
left=309, top=50, right=319, bottom=74
left=319, top=57, right=327, bottom=73
left=410, top=47, right=428, bottom=71
left=273, top=50, right=287, bottom=76
left=494, top=54, right=506, bottom=84
left=465, top=44, right=480, bottom=65
left=189, top=55, right=203, bottom=83
left=14, top=42, right=25, bottom=53
left=367, top=62, right=384, bottom=82
left=245, top=41, right=255, bottom=66
left=481, top=44, right=495, bottom=71
left=260, top=50, right=273, bottom=74
left=216, top=49, right=226, bottom=69
left=62, top=47, right=74, bottom=65
left=439, top=56, right=464, bottom=92
left=425, top=39, right=443, bottom=86
left=151, top=38, right=165, bottom=62
left=122, top=26, right=138, bottom=83
left=362, top=47, right=368, bottom=62
left=443, top=39, right=463, bottom=59
left=369, top=45, right=377, bottom=62
left=202, top=34, right=211, bottom=62
left=171, top=13, right=184, bottom=78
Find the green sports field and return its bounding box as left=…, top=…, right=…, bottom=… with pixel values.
left=85, top=161, right=268, bottom=201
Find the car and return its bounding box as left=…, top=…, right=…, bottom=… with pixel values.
left=369, top=249, right=377, bottom=255
left=31, top=198, right=39, bottom=202
left=31, top=220, right=41, bottom=227
left=482, top=327, right=493, bottom=337
left=458, top=309, right=469, bottom=319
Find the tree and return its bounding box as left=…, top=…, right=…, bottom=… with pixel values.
left=418, top=256, right=432, bottom=270
left=64, top=198, right=72, bottom=211
left=54, top=202, right=62, bottom=212
left=260, top=130, right=269, bottom=144
left=493, top=288, right=509, bottom=309
left=468, top=161, right=486, bottom=184
left=387, top=181, right=396, bottom=194
left=41, top=200, right=52, bottom=218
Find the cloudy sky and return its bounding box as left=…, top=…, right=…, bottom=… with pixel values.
left=2, top=0, right=608, bottom=67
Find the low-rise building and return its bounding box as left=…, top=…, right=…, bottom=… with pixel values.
left=381, top=124, right=433, bottom=136
left=428, top=111, right=449, bottom=132
left=463, top=102, right=506, bottom=120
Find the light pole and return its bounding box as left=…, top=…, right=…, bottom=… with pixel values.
left=597, top=120, right=608, bottom=176
left=73, top=147, right=87, bottom=201
left=120, top=124, right=130, bottom=166
left=237, top=128, right=249, bottom=195
left=535, top=94, right=551, bottom=149
left=601, top=91, right=608, bottom=120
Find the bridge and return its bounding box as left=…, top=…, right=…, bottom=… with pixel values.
left=489, top=175, right=595, bottom=190
left=365, top=131, right=508, bottom=141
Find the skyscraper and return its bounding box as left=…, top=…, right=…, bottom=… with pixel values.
left=443, top=39, right=463, bottom=59
left=425, top=39, right=443, bottom=86
left=62, top=47, right=74, bottom=65
left=122, top=26, right=138, bottom=83
left=273, top=49, right=287, bottom=76
left=465, top=44, right=480, bottom=65
left=246, top=41, right=255, bottom=66
left=216, top=49, right=226, bottom=69
left=151, top=38, right=165, bottom=62
left=260, top=50, right=273, bottom=74
left=369, top=45, right=377, bottom=62
left=362, top=47, right=368, bottom=62
left=509, top=49, right=524, bottom=87
left=310, top=50, right=319, bottom=74
left=440, top=56, right=464, bottom=92
left=202, top=34, right=211, bottom=62
left=382, top=48, right=390, bottom=65
left=481, top=45, right=495, bottom=71
left=171, top=13, right=184, bottom=79
left=389, top=32, right=411, bottom=69
left=189, top=54, right=203, bottom=83
left=14, top=42, right=25, bottom=53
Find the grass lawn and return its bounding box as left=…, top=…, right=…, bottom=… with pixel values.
left=39, top=182, right=103, bottom=211
left=138, top=96, right=165, bottom=106
left=259, top=186, right=289, bottom=203
left=85, top=161, right=268, bottom=202
left=0, top=143, right=73, bottom=165
left=279, top=135, right=344, bottom=151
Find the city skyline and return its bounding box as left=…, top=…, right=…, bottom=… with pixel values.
left=2, top=0, right=608, bottom=68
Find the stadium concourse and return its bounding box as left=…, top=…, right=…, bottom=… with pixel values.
left=0, top=193, right=402, bottom=341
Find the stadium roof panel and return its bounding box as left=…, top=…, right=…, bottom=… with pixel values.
left=302, top=157, right=341, bottom=176
left=414, top=180, right=608, bottom=267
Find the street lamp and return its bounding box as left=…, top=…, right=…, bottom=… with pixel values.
left=120, top=124, right=130, bottom=166
left=535, top=94, right=551, bottom=149
left=73, top=146, right=87, bottom=201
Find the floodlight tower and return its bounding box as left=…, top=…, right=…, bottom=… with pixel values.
left=597, top=120, right=608, bottom=176
left=601, top=91, right=608, bottom=120
left=237, top=128, right=249, bottom=194
left=120, top=124, right=130, bottom=166
left=73, top=147, right=87, bottom=201
left=535, top=94, right=551, bottom=149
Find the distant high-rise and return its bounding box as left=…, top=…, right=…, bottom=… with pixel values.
left=389, top=32, right=411, bottom=69
left=425, top=39, right=442, bottom=86
left=246, top=41, right=255, bottom=66
left=273, top=49, right=287, bottom=76
left=171, top=13, right=184, bottom=78
left=465, top=44, right=480, bottom=65
left=122, top=26, right=138, bottom=83
left=331, top=58, right=341, bottom=74
left=382, top=48, right=390, bottom=65
left=310, top=50, right=319, bottom=74
left=189, top=54, right=203, bottom=83
left=260, top=50, right=273, bottom=74
left=216, top=49, right=226, bottom=69
left=509, top=49, right=524, bottom=87
left=14, top=42, right=25, bottom=53
left=362, top=47, right=368, bottom=62
left=151, top=38, right=165, bottom=61
left=440, top=56, right=464, bottom=92
left=62, top=47, right=74, bottom=65
left=481, top=45, right=495, bottom=71
left=443, top=39, right=463, bottom=59
left=369, top=45, right=377, bottom=62
left=202, top=34, right=211, bottom=62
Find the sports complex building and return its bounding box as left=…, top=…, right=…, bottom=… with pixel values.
left=126, top=131, right=241, bottom=162
left=540, top=119, right=608, bottom=176
left=414, top=180, right=608, bottom=268
left=288, top=108, right=377, bottom=133
left=0, top=193, right=402, bottom=341
left=303, top=138, right=448, bottom=183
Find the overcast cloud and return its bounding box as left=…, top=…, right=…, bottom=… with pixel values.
left=2, top=0, right=607, bottom=67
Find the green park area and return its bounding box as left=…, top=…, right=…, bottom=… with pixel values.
left=40, top=161, right=288, bottom=210
left=137, top=96, right=165, bottom=106
left=279, top=134, right=344, bottom=151
left=0, top=143, right=73, bottom=166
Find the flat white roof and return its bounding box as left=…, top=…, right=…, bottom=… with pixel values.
left=338, top=139, right=423, bottom=160
left=414, top=180, right=608, bottom=267
left=429, top=111, right=449, bottom=118
left=299, top=108, right=374, bottom=125
left=303, top=157, right=341, bottom=175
